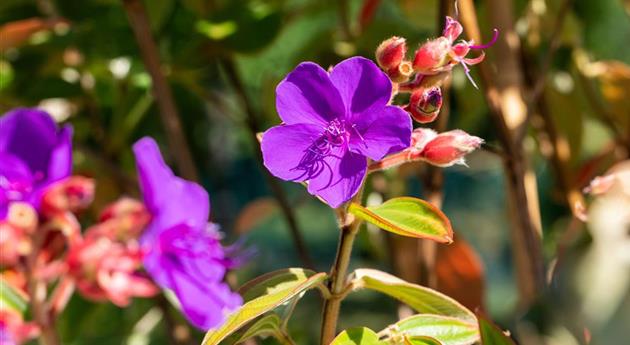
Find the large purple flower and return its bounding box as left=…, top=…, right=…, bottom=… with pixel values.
left=0, top=108, right=72, bottom=218
left=262, top=57, right=412, bottom=207
left=133, top=137, right=242, bottom=330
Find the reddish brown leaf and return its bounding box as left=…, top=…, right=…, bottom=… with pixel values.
left=233, top=197, right=278, bottom=235
left=436, top=234, right=485, bottom=311
left=0, top=17, right=67, bottom=51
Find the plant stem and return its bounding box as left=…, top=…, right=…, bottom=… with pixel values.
left=122, top=0, right=199, bottom=182
left=219, top=58, right=315, bottom=270
left=320, top=208, right=361, bottom=344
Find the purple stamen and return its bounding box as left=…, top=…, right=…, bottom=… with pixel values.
left=469, top=28, right=499, bottom=50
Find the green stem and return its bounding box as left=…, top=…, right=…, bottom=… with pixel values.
left=319, top=210, right=361, bottom=344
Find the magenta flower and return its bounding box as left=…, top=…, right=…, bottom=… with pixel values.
left=133, top=137, right=242, bottom=330
left=0, top=108, right=72, bottom=219
left=262, top=57, right=412, bottom=207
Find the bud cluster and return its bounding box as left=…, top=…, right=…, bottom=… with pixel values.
left=370, top=17, right=494, bottom=171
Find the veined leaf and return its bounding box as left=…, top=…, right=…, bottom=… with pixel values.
left=202, top=268, right=327, bottom=345
left=348, top=197, right=453, bottom=243
left=478, top=316, right=516, bottom=345
left=352, top=269, right=476, bottom=323
left=331, top=327, right=385, bottom=345
left=234, top=313, right=282, bottom=343
left=395, top=314, right=479, bottom=345
left=0, top=277, right=28, bottom=313
left=404, top=335, right=444, bottom=345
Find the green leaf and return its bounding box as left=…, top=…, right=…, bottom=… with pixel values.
left=352, top=269, right=476, bottom=323
left=348, top=197, right=453, bottom=243
left=0, top=277, right=27, bottom=313
left=202, top=268, right=327, bottom=345
left=478, top=316, right=516, bottom=345
left=403, top=335, right=444, bottom=345
left=234, top=314, right=282, bottom=343
left=331, top=327, right=385, bottom=345
left=394, top=314, right=479, bottom=345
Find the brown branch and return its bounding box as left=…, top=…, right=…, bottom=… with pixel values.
left=459, top=0, right=545, bottom=307
left=219, top=58, right=315, bottom=270
left=122, top=0, right=199, bottom=182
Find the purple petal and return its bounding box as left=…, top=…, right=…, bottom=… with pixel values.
left=133, top=137, right=209, bottom=241
left=307, top=147, right=366, bottom=208
left=0, top=108, right=63, bottom=178
left=0, top=153, right=34, bottom=218
left=46, top=125, right=73, bottom=181
left=329, top=57, right=392, bottom=121
left=261, top=124, right=324, bottom=182
left=348, top=105, right=412, bottom=160
left=276, top=62, right=345, bottom=125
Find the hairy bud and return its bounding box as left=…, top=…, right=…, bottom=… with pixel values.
left=412, top=37, right=450, bottom=74
left=376, top=36, right=407, bottom=71
left=406, top=87, right=443, bottom=123
left=420, top=130, right=483, bottom=167
left=41, top=176, right=95, bottom=216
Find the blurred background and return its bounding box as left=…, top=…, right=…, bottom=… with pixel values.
left=1, top=0, right=629, bottom=344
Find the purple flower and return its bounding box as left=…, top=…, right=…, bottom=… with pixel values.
left=133, top=137, right=242, bottom=330
left=261, top=57, right=412, bottom=207
left=0, top=108, right=72, bottom=218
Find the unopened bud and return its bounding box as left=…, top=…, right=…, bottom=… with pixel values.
left=442, top=16, right=463, bottom=43
left=41, top=176, right=95, bottom=216
left=376, top=36, right=407, bottom=71
left=7, top=202, right=38, bottom=233
left=99, top=197, right=151, bottom=240
left=410, top=128, right=438, bottom=153
left=420, top=130, right=483, bottom=167
left=405, top=87, right=443, bottom=123
left=413, top=37, right=450, bottom=74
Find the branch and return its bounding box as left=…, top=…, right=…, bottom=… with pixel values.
left=122, top=0, right=199, bottom=181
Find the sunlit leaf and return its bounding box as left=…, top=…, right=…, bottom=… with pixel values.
left=0, top=277, right=28, bottom=313
left=395, top=314, right=479, bottom=345
left=349, top=197, right=453, bottom=243
left=404, top=335, right=444, bottom=345
left=478, top=316, right=516, bottom=345
left=352, top=269, right=476, bottom=323
left=234, top=313, right=282, bottom=343
left=331, top=327, right=385, bottom=345
left=202, top=268, right=327, bottom=345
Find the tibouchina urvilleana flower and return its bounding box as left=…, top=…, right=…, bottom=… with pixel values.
left=0, top=108, right=72, bottom=218
left=261, top=56, right=412, bottom=208
left=133, top=137, right=242, bottom=330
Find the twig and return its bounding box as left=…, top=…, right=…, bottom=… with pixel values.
left=218, top=58, right=315, bottom=270
left=459, top=0, right=545, bottom=307
left=122, top=0, right=199, bottom=181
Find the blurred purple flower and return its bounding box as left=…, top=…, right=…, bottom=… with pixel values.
left=0, top=108, right=72, bottom=219
left=262, top=57, right=412, bottom=207
left=133, top=137, right=242, bottom=330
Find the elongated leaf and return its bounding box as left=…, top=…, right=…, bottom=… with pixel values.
left=404, top=335, right=444, bottom=345
left=349, top=197, right=453, bottom=243
left=202, top=268, right=327, bottom=345
left=478, top=316, right=516, bottom=345
left=234, top=314, right=282, bottom=343
left=395, top=314, right=479, bottom=345
left=331, top=327, right=385, bottom=345
left=0, top=277, right=27, bottom=313
left=352, top=269, right=476, bottom=323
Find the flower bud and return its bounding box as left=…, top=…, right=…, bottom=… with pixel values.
left=375, top=36, right=407, bottom=71
left=6, top=202, right=38, bottom=233
left=412, top=37, right=450, bottom=74
left=41, top=176, right=95, bottom=216
left=410, top=128, right=438, bottom=153
left=98, top=197, right=151, bottom=240
left=406, top=87, right=443, bottom=123
left=420, top=130, right=483, bottom=167
left=442, top=16, right=463, bottom=43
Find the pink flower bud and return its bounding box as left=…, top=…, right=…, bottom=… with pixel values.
left=410, top=128, right=438, bottom=153
left=375, top=36, right=407, bottom=71
left=98, top=198, right=151, bottom=240
left=406, top=87, right=443, bottom=123
left=412, top=37, right=450, bottom=74
left=420, top=130, right=483, bottom=167
left=442, top=16, right=463, bottom=43
left=6, top=202, right=38, bottom=233
left=41, top=176, right=95, bottom=217
left=0, top=221, right=31, bottom=266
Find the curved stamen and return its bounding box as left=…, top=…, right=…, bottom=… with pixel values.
left=469, top=28, right=499, bottom=50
